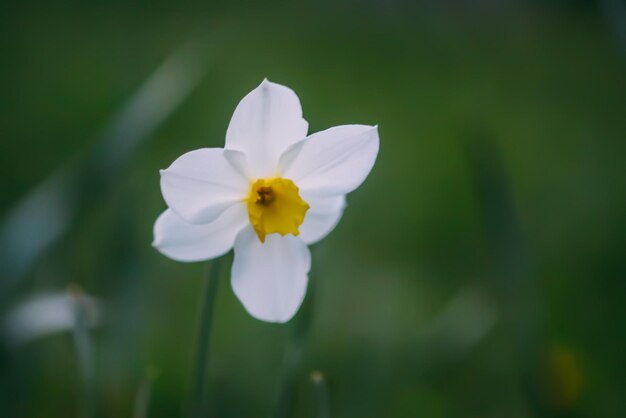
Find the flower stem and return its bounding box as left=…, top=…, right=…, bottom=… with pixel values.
left=133, top=366, right=158, bottom=418
left=188, top=257, right=223, bottom=418
left=68, top=284, right=95, bottom=418
left=310, top=370, right=330, bottom=418
left=271, top=275, right=317, bottom=418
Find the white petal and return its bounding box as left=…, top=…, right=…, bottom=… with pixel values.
left=225, top=79, right=308, bottom=177
left=223, top=149, right=252, bottom=180
left=153, top=205, right=247, bottom=262
left=280, top=125, right=379, bottom=197
left=299, top=194, right=346, bottom=245
left=160, top=148, right=249, bottom=224
left=231, top=226, right=311, bottom=323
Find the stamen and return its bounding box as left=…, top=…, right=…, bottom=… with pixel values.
left=256, top=186, right=274, bottom=205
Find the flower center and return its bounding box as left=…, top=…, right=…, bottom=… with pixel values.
left=246, top=178, right=310, bottom=243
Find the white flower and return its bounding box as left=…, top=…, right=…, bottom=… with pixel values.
left=3, top=291, right=102, bottom=347
left=153, top=80, right=379, bottom=323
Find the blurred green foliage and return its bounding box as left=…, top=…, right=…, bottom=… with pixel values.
left=1, top=2, right=625, bottom=418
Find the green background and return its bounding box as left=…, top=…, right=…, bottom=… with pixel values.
left=1, top=1, right=625, bottom=417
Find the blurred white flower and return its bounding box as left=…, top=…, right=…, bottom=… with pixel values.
left=3, top=291, right=101, bottom=347
left=153, top=79, right=379, bottom=323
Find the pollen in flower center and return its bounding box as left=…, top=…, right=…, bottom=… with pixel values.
left=246, top=178, right=309, bottom=243
left=255, top=186, right=275, bottom=205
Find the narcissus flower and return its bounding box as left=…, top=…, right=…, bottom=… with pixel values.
left=153, top=80, right=379, bottom=323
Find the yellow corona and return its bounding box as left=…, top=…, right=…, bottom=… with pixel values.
left=246, top=178, right=309, bottom=242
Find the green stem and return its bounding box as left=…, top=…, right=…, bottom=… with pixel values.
left=133, top=367, right=158, bottom=418
left=189, top=258, right=223, bottom=418
left=310, top=371, right=330, bottom=418
left=271, top=275, right=317, bottom=418
left=69, top=285, right=95, bottom=418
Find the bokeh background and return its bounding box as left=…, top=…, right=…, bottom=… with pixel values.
left=1, top=1, right=625, bottom=417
